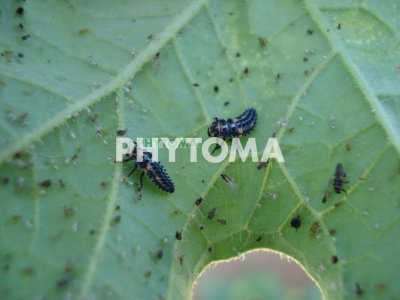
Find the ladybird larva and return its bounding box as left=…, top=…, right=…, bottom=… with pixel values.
left=123, top=143, right=174, bottom=193
left=207, top=108, right=257, bottom=138
left=332, top=163, right=347, bottom=194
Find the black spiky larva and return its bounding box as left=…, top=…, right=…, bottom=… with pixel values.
left=333, top=163, right=348, bottom=194
left=207, top=108, right=257, bottom=139
left=123, top=143, right=174, bottom=193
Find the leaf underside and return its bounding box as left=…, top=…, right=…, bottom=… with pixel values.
left=0, top=0, right=399, bottom=299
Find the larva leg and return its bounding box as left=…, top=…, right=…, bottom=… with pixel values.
left=128, top=164, right=138, bottom=177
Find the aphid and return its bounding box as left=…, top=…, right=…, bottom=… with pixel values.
left=145, top=271, right=152, bottom=278
left=290, top=215, right=301, bottom=229
left=40, top=179, right=52, bottom=188
left=208, top=208, right=216, bottom=220
left=178, top=255, right=184, bottom=266
left=259, top=37, right=267, bottom=47
left=175, top=230, right=182, bottom=240
left=217, top=218, right=227, bottom=225
left=58, top=179, right=65, bottom=188
left=257, top=160, right=269, bottom=170
left=122, top=143, right=174, bottom=193
left=112, top=215, right=121, bottom=224
left=63, top=206, right=74, bottom=218
left=56, top=277, right=71, bottom=289
left=213, top=85, right=219, bottom=93
left=11, top=215, right=21, bottom=224
left=116, top=129, right=127, bottom=136
left=331, top=255, right=339, bottom=264
left=16, top=7, right=24, bottom=15
left=14, top=152, right=23, bottom=159
left=156, top=249, right=163, bottom=259
left=310, top=221, right=320, bottom=239
left=333, top=163, right=347, bottom=194
left=334, top=201, right=344, bottom=208
left=100, top=181, right=107, bottom=188
left=355, top=282, right=363, bottom=296
left=243, top=67, right=249, bottom=75
left=152, top=51, right=161, bottom=66
left=321, top=190, right=330, bottom=203
left=256, top=236, right=262, bottom=242
left=64, top=260, right=73, bottom=273
left=220, top=174, right=235, bottom=189
left=194, top=197, right=203, bottom=206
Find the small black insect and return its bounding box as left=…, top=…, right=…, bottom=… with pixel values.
left=256, top=159, right=269, bottom=170
left=208, top=208, right=216, bottom=220
left=207, top=108, right=257, bottom=153
left=217, top=218, right=227, bottom=225
left=355, top=282, right=363, bottom=296
left=116, top=129, right=127, bottom=136
left=331, top=255, right=339, bottom=264
left=194, top=197, right=203, bottom=206
left=156, top=249, right=163, bottom=259
left=16, top=7, right=24, bottom=15
left=178, top=255, right=184, bottom=266
left=123, top=143, right=174, bottom=193
left=290, top=215, right=301, bottom=229
left=56, top=277, right=71, bottom=289
left=333, top=163, right=348, bottom=194
left=321, top=190, right=330, bottom=203
left=175, top=230, right=182, bottom=240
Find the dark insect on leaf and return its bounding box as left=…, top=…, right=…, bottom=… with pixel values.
left=208, top=208, right=216, bottom=220
left=290, top=215, right=301, bottom=229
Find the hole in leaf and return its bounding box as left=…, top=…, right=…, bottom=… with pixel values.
left=192, top=250, right=322, bottom=299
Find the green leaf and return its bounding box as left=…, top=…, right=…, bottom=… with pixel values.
left=1, top=0, right=399, bottom=299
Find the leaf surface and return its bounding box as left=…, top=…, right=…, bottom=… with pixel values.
left=0, top=0, right=399, bottom=299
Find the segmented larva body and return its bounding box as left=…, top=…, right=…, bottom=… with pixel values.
left=124, top=145, right=175, bottom=193
left=207, top=108, right=257, bottom=138
left=332, top=163, right=346, bottom=194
